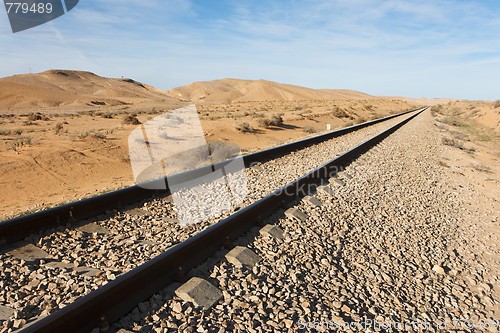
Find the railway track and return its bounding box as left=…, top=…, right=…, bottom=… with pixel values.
left=0, top=107, right=426, bottom=332
left=0, top=108, right=421, bottom=248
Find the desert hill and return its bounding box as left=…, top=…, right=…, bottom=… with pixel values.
left=1, top=73, right=379, bottom=111
left=167, top=78, right=375, bottom=103
left=0, top=70, right=176, bottom=111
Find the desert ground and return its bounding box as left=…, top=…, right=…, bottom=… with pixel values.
left=0, top=70, right=497, bottom=220
left=430, top=100, right=500, bottom=210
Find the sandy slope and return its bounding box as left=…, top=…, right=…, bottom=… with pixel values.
left=0, top=70, right=177, bottom=111
left=438, top=100, right=500, bottom=133
left=166, top=78, right=375, bottom=103
left=0, top=70, right=421, bottom=218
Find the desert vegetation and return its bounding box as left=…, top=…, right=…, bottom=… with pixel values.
left=236, top=122, right=256, bottom=133
left=432, top=102, right=499, bottom=144
left=257, top=114, right=284, bottom=128
left=331, top=106, right=349, bottom=118
left=122, top=115, right=141, bottom=125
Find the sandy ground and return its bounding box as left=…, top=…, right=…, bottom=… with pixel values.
left=431, top=104, right=500, bottom=316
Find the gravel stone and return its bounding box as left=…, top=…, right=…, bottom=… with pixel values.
left=432, top=265, right=446, bottom=275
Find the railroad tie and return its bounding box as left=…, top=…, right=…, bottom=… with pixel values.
left=284, top=208, right=307, bottom=222
left=42, top=260, right=103, bottom=277
left=225, top=246, right=261, bottom=268
left=259, top=224, right=285, bottom=240
left=251, top=163, right=264, bottom=172
left=317, top=185, right=335, bottom=196
left=76, top=222, right=110, bottom=235
left=9, top=244, right=51, bottom=262
left=73, top=266, right=103, bottom=278
left=302, top=195, right=322, bottom=207
left=124, top=208, right=151, bottom=217
left=328, top=178, right=345, bottom=187
left=0, top=305, right=15, bottom=322
left=44, top=262, right=74, bottom=270
left=175, top=277, right=222, bottom=310
left=337, top=171, right=353, bottom=180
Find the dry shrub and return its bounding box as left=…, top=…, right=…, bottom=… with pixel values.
left=434, top=122, right=447, bottom=130
left=440, top=117, right=461, bottom=126
left=91, top=132, right=107, bottom=139
left=442, top=137, right=475, bottom=153
left=331, top=107, right=348, bottom=118
left=470, top=163, right=492, bottom=173
left=101, top=112, right=114, bottom=119
left=236, top=122, right=255, bottom=133
left=257, top=118, right=273, bottom=127
left=122, top=115, right=141, bottom=125
left=494, top=100, right=500, bottom=109
left=438, top=160, right=450, bottom=168
left=79, top=131, right=107, bottom=139
left=27, top=113, right=49, bottom=121
left=54, top=123, right=64, bottom=134
left=442, top=137, right=464, bottom=149
left=430, top=105, right=443, bottom=117
left=258, top=114, right=284, bottom=127
left=12, top=136, right=32, bottom=149
left=271, top=113, right=284, bottom=126
left=354, top=117, right=366, bottom=124
left=302, top=127, right=317, bottom=134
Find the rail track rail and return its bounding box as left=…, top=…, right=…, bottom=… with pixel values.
left=0, top=107, right=424, bottom=249
left=20, top=107, right=427, bottom=333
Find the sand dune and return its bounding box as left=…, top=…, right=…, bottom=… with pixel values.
left=167, top=78, right=375, bottom=103
left=0, top=70, right=175, bottom=111
left=0, top=72, right=410, bottom=111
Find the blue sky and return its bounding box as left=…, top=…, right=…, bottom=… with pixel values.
left=0, top=0, right=499, bottom=99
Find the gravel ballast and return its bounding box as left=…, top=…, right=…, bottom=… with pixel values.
left=0, top=114, right=416, bottom=331
left=111, top=110, right=498, bottom=332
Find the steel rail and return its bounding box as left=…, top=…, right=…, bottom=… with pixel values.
left=0, top=107, right=425, bottom=248
left=22, top=107, right=427, bottom=333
